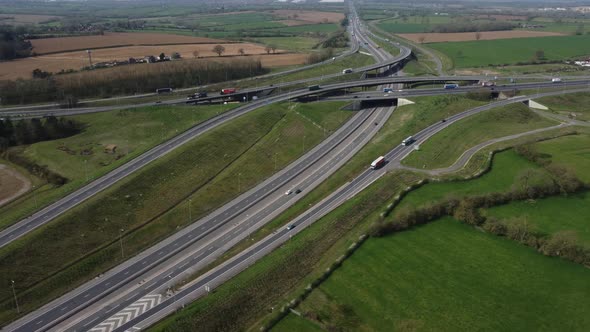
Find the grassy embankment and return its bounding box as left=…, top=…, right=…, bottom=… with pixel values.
left=148, top=95, right=493, bottom=331
left=276, top=218, right=590, bottom=331
left=538, top=92, right=590, bottom=122
left=402, top=103, right=558, bottom=169
left=0, top=104, right=239, bottom=230
left=0, top=101, right=351, bottom=325
left=429, top=34, right=590, bottom=68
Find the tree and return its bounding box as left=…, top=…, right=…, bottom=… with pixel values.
left=171, top=52, right=181, bottom=60
left=270, top=44, right=277, bottom=54
left=418, top=35, right=426, bottom=44
left=575, top=24, right=585, bottom=35
left=192, top=50, right=200, bottom=58
left=265, top=45, right=272, bottom=54
left=159, top=52, right=166, bottom=61
left=475, top=31, right=482, bottom=41
left=534, top=49, right=545, bottom=60
left=238, top=48, right=245, bottom=56
left=212, top=45, right=225, bottom=57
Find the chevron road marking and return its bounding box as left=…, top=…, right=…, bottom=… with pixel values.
left=89, top=294, right=161, bottom=332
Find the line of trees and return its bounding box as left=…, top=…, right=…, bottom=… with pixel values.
left=0, top=25, right=32, bottom=60
left=369, top=147, right=589, bottom=266
left=431, top=21, right=515, bottom=33
left=0, top=116, right=82, bottom=151
left=0, top=58, right=267, bottom=104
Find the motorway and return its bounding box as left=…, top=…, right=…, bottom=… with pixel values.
left=0, top=22, right=421, bottom=249
left=4, top=3, right=590, bottom=331
left=113, top=87, right=590, bottom=332
left=5, top=7, right=402, bottom=332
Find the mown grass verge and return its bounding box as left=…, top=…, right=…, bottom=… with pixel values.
left=0, top=101, right=351, bottom=325
left=0, top=104, right=238, bottom=231
left=402, top=102, right=558, bottom=169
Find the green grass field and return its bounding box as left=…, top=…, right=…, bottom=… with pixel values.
left=402, top=103, right=558, bottom=169
left=485, top=191, right=590, bottom=246
left=250, top=37, right=319, bottom=52
left=429, top=34, right=590, bottom=68
left=377, top=16, right=452, bottom=34
left=538, top=92, right=590, bottom=122
left=394, top=150, right=546, bottom=215
left=532, top=134, right=590, bottom=183
left=277, top=218, right=590, bottom=331
left=0, top=104, right=238, bottom=231
left=0, top=101, right=352, bottom=325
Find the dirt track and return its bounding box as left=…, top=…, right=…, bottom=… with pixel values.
left=0, top=164, right=31, bottom=207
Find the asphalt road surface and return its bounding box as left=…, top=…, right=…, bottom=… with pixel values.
left=112, top=87, right=590, bottom=332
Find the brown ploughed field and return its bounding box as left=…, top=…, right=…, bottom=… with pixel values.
left=270, top=10, right=344, bottom=24
left=30, top=32, right=226, bottom=55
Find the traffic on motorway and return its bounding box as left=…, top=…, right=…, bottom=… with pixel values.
left=4, top=2, right=590, bottom=332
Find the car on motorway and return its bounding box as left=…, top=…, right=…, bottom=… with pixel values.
left=295, top=189, right=302, bottom=194
left=551, top=77, right=562, bottom=83
left=287, top=224, right=296, bottom=230
left=441, top=119, right=447, bottom=123
left=401, top=136, right=416, bottom=146
left=285, top=189, right=293, bottom=195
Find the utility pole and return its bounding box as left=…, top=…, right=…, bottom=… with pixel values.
left=86, top=49, right=93, bottom=67
left=11, top=280, right=19, bottom=313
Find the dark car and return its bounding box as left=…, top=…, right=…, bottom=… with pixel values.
left=287, top=224, right=296, bottom=230
left=441, top=119, right=447, bottom=123
left=295, top=189, right=302, bottom=194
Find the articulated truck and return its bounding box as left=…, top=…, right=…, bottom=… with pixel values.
left=371, top=156, right=385, bottom=169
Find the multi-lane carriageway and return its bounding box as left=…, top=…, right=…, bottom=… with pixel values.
left=115, top=87, right=590, bottom=332
left=6, top=6, right=402, bottom=332
left=4, top=1, right=590, bottom=331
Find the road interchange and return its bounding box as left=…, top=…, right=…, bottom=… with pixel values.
left=3, top=2, right=590, bottom=331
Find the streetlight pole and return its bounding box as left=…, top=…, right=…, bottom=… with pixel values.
left=32, top=185, right=38, bottom=210
left=119, top=229, right=125, bottom=259
left=238, top=173, right=242, bottom=192
left=188, top=198, right=192, bottom=223
left=11, top=280, right=19, bottom=313
left=84, top=159, right=88, bottom=182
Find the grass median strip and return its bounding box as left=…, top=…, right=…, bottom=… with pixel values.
left=0, top=101, right=351, bottom=325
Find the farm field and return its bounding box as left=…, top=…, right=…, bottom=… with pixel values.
left=531, top=134, right=590, bottom=183
left=428, top=34, right=590, bottom=68
left=0, top=103, right=240, bottom=231
left=0, top=164, right=31, bottom=207
left=276, top=218, right=590, bottom=331
left=377, top=15, right=452, bottom=33
left=486, top=191, right=590, bottom=246
left=270, top=10, right=344, bottom=24
left=398, top=30, right=564, bottom=43
left=0, top=14, right=60, bottom=25
left=29, top=32, right=225, bottom=55
left=0, top=52, right=307, bottom=81
left=395, top=150, right=545, bottom=213
left=402, top=103, right=558, bottom=169
left=0, top=101, right=352, bottom=325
